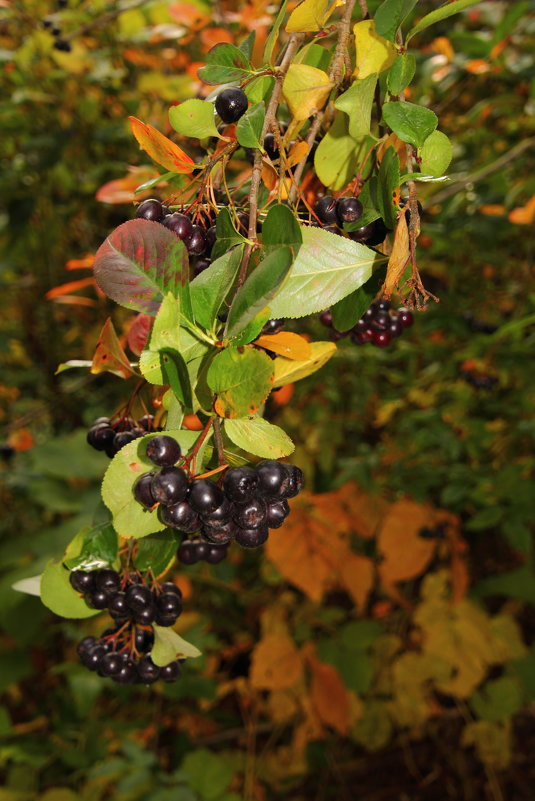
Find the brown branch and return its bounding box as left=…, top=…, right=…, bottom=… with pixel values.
left=212, top=418, right=226, bottom=466
left=357, top=0, right=370, bottom=18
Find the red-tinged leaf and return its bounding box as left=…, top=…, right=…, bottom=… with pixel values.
left=127, top=313, right=154, bottom=356
left=45, top=276, right=96, bottom=300
left=303, top=643, right=351, bottom=736
left=96, top=166, right=159, bottom=204
left=255, top=332, right=311, bottom=361
left=93, top=219, right=188, bottom=315
left=129, top=116, right=194, bottom=174
left=91, top=318, right=136, bottom=379
left=65, top=253, right=94, bottom=270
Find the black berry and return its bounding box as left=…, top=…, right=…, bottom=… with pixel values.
left=146, top=435, right=182, bottom=467
left=163, top=212, right=193, bottom=240
left=266, top=499, right=290, bottom=529
left=215, top=88, right=248, bottom=124
left=314, top=196, right=338, bottom=225
left=136, top=199, right=164, bottom=222
left=161, top=501, right=200, bottom=533
left=133, top=472, right=156, bottom=509
left=151, top=467, right=189, bottom=505
left=235, top=527, right=269, bottom=548
left=185, top=225, right=207, bottom=256
left=336, top=196, right=363, bottom=224
left=188, top=479, right=225, bottom=515
left=233, top=497, right=267, bottom=530
left=70, top=570, right=95, bottom=594
left=223, top=466, right=259, bottom=504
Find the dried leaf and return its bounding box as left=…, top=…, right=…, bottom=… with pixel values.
left=383, top=213, right=409, bottom=297
left=91, top=318, right=136, bottom=379
left=377, top=498, right=437, bottom=584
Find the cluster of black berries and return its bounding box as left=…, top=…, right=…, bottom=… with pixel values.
left=87, top=415, right=161, bottom=458
left=460, top=369, right=498, bottom=390
left=134, top=435, right=303, bottom=549
left=178, top=538, right=228, bottom=565
left=42, top=5, right=72, bottom=52
left=313, top=196, right=390, bottom=248
left=320, top=299, right=414, bottom=348
left=71, top=569, right=183, bottom=684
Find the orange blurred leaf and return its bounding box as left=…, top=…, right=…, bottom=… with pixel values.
left=271, top=383, right=295, bottom=407
left=508, top=196, right=535, bottom=225
left=65, top=253, right=94, bottom=271
left=377, top=499, right=437, bottom=585
left=96, top=166, right=159, bottom=204
left=91, top=318, right=136, bottom=379
left=168, top=3, right=209, bottom=29
left=129, top=116, right=194, bottom=174
left=250, top=633, right=304, bottom=690
left=255, top=332, right=311, bottom=360
left=304, top=644, right=350, bottom=735
left=338, top=552, right=374, bottom=611
left=8, top=428, right=34, bottom=452
left=200, top=27, right=233, bottom=52
left=45, top=277, right=96, bottom=300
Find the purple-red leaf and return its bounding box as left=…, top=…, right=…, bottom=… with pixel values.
left=93, top=219, right=188, bottom=315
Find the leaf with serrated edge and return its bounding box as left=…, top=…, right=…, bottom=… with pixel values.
left=168, top=99, right=219, bottom=140
left=94, top=220, right=188, bottom=316
left=272, top=341, right=336, bottom=387
left=268, top=226, right=381, bottom=319
left=207, top=347, right=274, bottom=418
left=151, top=624, right=201, bottom=666
left=101, top=431, right=200, bottom=539
left=225, top=417, right=294, bottom=458
left=40, top=560, right=100, bottom=619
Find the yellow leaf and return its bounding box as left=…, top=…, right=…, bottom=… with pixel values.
left=286, top=140, right=310, bottom=167
left=272, top=341, right=336, bottom=387
left=250, top=633, right=304, bottom=690
left=352, top=700, right=392, bottom=751
left=377, top=499, right=437, bottom=584
left=255, top=332, right=311, bottom=360
left=461, top=720, right=512, bottom=769
left=283, top=64, right=333, bottom=122
left=490, top=614, right=528, bottom=661
left=353, top=20, right=398, bottom=80
left=286, top=0, right=329, bottom=32
left=383, top=213, right=409, bottom=297
left=129, top=116, right=194, bottom=174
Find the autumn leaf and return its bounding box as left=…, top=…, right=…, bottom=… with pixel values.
left=250, top=633, right=304, bottom=690
left=282, top=64, right=333, bottom=122
left=127, top=313, right=154, bottom=357
left=303, top=643, right=350, bottom=735
left=353, top=20, right=398, bottom=80
left=383, top=213, right=409, bottom=298
left=377, top=498, right=438, bottom=585
left=91, top=318, right=136, bottom=379
left=255, top=332, right=311, bottom=360
left=129, top=116, right=194, bottom=174
left=96, top=166, right=159, bottom=204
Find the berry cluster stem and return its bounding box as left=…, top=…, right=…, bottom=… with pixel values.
left=185, top=417, right=213, bottom=475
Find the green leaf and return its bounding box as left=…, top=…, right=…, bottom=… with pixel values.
left=293, top=41, right=331, bottom=72
left=151, top=625, right=202, bottom=666
left=181, top=750, right=234, bottom=801
left=101, top=431, right=201, bottom=539
left=94, top=220, right=188, bottom=316
left=139, top=293, right=181, bottom=385
left=134, top=171, right=176, bottom=195
left=331, top=264, right=387, bottom=331
left=382, top=101, right=438, bottom=148
left=245, top=75, right=275, bottom=104
left=190, top=246, right=243, bottom=330
left=406, top=0, right=482, bottom=43
left=12, top=575, right=42, bottom=597
left=314, top=114, right=370, bottom=191
left=225, top=417, right=294, bottom=458
left=472, top=565, right=535, bottom=604
left=207, top=347, right=274, bottom=418
left=268, top=226, right=381, bottom=319
left=40, top=560, right=99, bottom=619
left=387, top=53, right=416, bottom=95
left=64, top=523, right=118, bottom=570
left=230, top=309, right=271, bottom=347
left=134, top=530, right=180, bottom=575
left=262, top=203, right=303, bottom=253
left=334, top=75, right=377, bottom=141
left=236, top=102, right=265, bottom=150
left=198, top=43, right=253, bottom=85
left=211, top=208, right=246, bottom=261
left=238, top=31, right=256, bottom=60
left=317, top=621, right=383, bottom=693
left=470, top=676, right=524, bottom=722
left=417, top=130, right=453, bottom=177
left=160, top=349, right=192, bottom=409
left=263, top=0, right=289, bottom=65
left=168, top=99, right=219, bottom=140
left=226, top=247, right=294, bottom=338
left=377, top=146, right=400, bottom=230
left=374, top=0, right=418, bottom=41
left=513, top=647, right=535, bottom=701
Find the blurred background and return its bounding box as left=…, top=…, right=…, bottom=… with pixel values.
left=0, top=1, right=534, bottom=800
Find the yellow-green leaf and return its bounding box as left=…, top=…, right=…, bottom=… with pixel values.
left=272, top=341, right=336, bottom=387
left=286, top=0, right=329, bottom=32
left=283, top=64, right=333, bottom=122
left=353, top=20, right=398, bottom=80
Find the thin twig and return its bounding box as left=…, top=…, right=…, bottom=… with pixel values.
left=357, top=0, right=370, bottom=18
left=212, top=418, right=226, bottom=466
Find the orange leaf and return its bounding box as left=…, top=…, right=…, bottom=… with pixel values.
left=65, top=253, right=94, bottom=270
left=200, top=27, right=233, bottom=52
left=96, top=166, right=158, bottom=204
left=255, top=332, right=311, bottom=360
left=129, top=116, right=194, bottom=174
left=508, top=196, right=535, bottom=225
left=377, top=499, right=437, bottom=584
left=334, top=481, right=386, bottom=539
left=261, top=162, right=278, bottom=190
left=183, top=414, right=204, bottom=431
left=338, top=552, right=374, bottom=611
left=286, top=140, right=310, bottom=168
left=271, top=383, right=295, bottom=407
left=45, top=276, right=96, bottom=300
left=304, top=644, right=350, bottom=735
left=383, top=213, right=409, bottom=298
left=250, top=633, right=304, bottom=690
left=7, top=428, right=34, bottom=452
left=91, top=318, right=136, bottom=379
left=168, top=3, right=209, bottom=29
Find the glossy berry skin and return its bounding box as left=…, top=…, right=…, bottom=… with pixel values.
left=389, top=317, right=404, bottom=338
left=235, top=526, right=269, bottom=548
left=115, top=660, right=137, bottom=685
left=372, top=330, right=392, bottom=347
left=202, top=521, right=236, bottom=544
left=135, top=627, right=154, bottom=652
left=178, top=541, right=198, bottom=565
left=77, top=636, right=97, bottom=657
left=398, top=309, right=414, bottom=327
left=215, top=88, right=248, bottom=124
left=134, top=605, right=156, bottom=625
left=223, top=466, right=259, bottom=504
left=376, top=299, right=391, bottom=311
left=100, top=652, right=124, bottom=677
left=256, top=459, right=288, bottom=499
left=263, top=133, right=279, bottom=160
left=70, top=570, right=95, bottom=594
left=87, top=425, right=115, bottom=451
left=161, top=501, right=200, bottom=534
left=81, top=645, right=107, bottom=671
left=134, top=472, right=156, bottom=509
left=266, top=499, right=290, bottom=529
left=201, top=497, right=233, bottom=525
left=160, top=582, right=182, bottom=597
left=206, top=545, right=228, bottom=564
left=371, top=310, right=391, bottom=330
left=163, top=212, right=193, bottom=241
left=125, top=583, right=152, bottom=612
left=205, top=226, right=217, bottom=252
left=261, top=318, right=285, bottom=335
left=136, top=199, right=164, bottom=222
left=151, top=467, right=189, bottom=505
left=188, top=479, right=225, bottom=515
left=281, top=465, right=304, bottom=499
left=137, top=655, right=160, bottom=684
left=87, top=590, right=110, bottom=610
left=185, top=225, right=207, bottom=256
left=113, top=431, right=140, bottom=451
left=157, top=593, right=183, bottom=616
left=336, top=196, right=363, bottom=224
left=194, top=259, right=211, bottom=276
left=108, top=593, right=128, bottom=620
left=160, top=660, right=182, bottom=682
left=349, top=218, right=389, bottom=246
left=233, top=497, right=267, bottom=530
left=138, top=414, right=155, bottom=431
left=314, top=196, right=338, bottom=225
left=319, top=310, right=333, bottom=327
left=95, top=569, right=121, bottom=595
left=146, top=435, right=181, bottom=467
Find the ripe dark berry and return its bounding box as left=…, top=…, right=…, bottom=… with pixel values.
left=87, top=590, right=110, bottom=610
left=236, top=210, right=250, bottom=232
left=114, top=660, right=137, bottom=684
left=151, top=467, right=189, bottom=505
left=178, top=540, right=199, bottom=565
left=281, top=464, right=304, bottom=499
left=256, top=460, right=288, bottom=499
left=233, top=497, right=267, bottom=530
left=372, top=330, right=391, bottom=347
left=235, top=527, right=269, bottom=548
left=95, top=569, right=121, bottom=595
left=376, top=299, right=391, bottom=311
left=160, top=660, right=182, bottom=682
left=372, top=310, right=390, bottom=330
left=76, top=636, right=97, bottom=657
left=108, top=593, right=128, bottom=620
left=314, top=196, right=338, bottom=225
left=319, top=310, right=333, bottom=327
left=146, top=435, right=181, bottom=467
left=266, top=499, right=290, bottom=529
left=155, top=611, right=179, bottom=627
left=264, top=133, right=279, bottom=160
left=87, top=424, right=115, bottom=451
left=134, top=472, right=156, bottom=509
left=201, top=497, right=232, bottom=525
left=194, top=259, right=211, bottom=276
left=136, top=199, right=164, bottom=222
left=215, top=88, right=248, bottom=124
left=223, top=466, right=259, bottom=504
left=100, top=652, right=124, bottom=677
left=336, top=196, right=363, bottom=224
left=125, top=583, right=153, bottom=612
left=206, top=545, right=228, bottom=564
left=157, top=593, right=183, bottom=616
left=398, top=309, right=414, bottom=327
left=135, top=627, right=155, bottom=652
left=137, top=655, right=160, bottom=684
left=134, top=604, right=156, bottom=625
left=185, top=225, right=207, bottom=256
left=139, top=414, right=155, bottom=431
left=389, top=317, right=403, bottom=338
left=188, top=479, right=225, bottom=515
left=163, top=212, right=193, bottom=240
left=113, top=431, right=141, bottom=451
left=70, top=570, right=95, bottom=594
left=81, top=645, right=107, bottom=671
left=160, top=581, right=182, bottom=597
left=161, top=501, right=200, bottom=533
left=202, top=521, right=236, bottom=544
left=53, top=39, right=72, bottom=52
left=193, top=539, right=210, bottom=560
left=261, top=318, right=285, bottom=335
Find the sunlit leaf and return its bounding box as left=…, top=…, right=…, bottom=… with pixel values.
left=129, top=116, right=194, bottom=173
